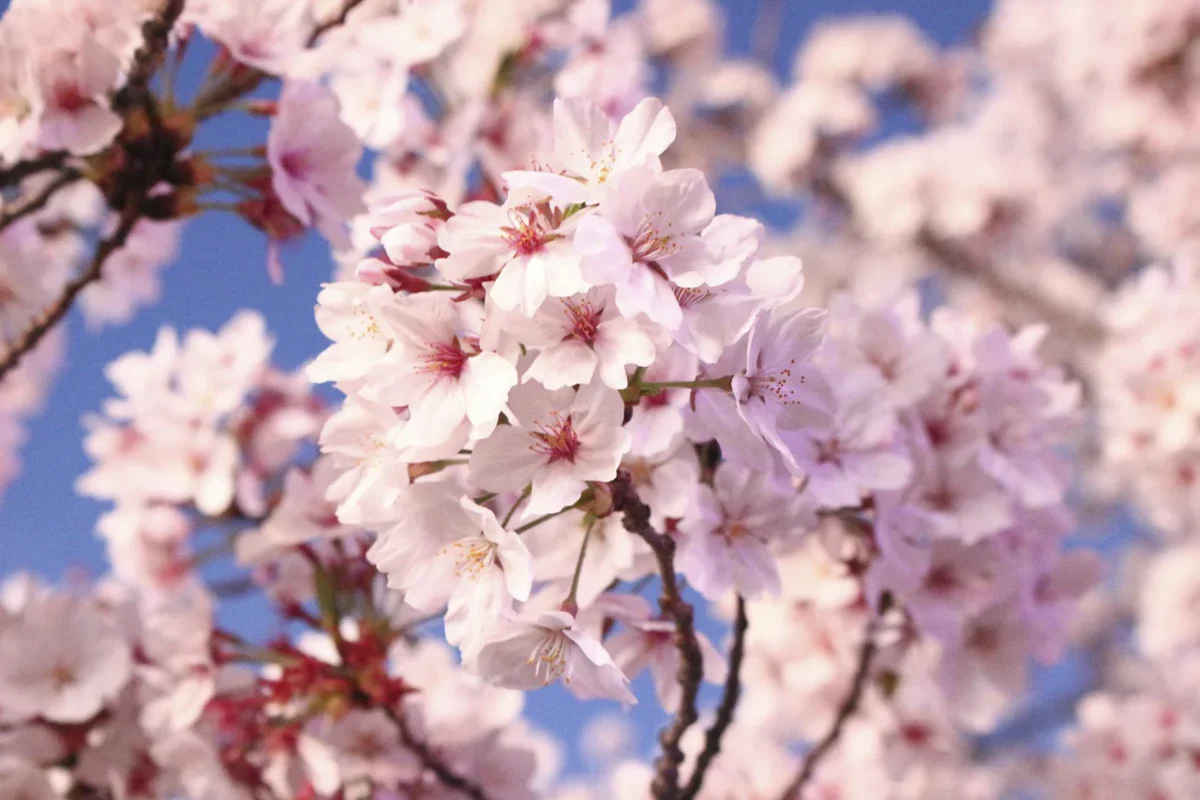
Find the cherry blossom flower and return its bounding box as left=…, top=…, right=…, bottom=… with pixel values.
left=677, top=462, right=816, bottom=599
left=307, top=281, right=399, bottom=384
left=503, top=96, right=677, bottom=205
left=604, top=595, right=726, bottom=711
left=366, top=483, right=533, bottom=651
left=468, top=381, right=631, bottom=518
left=371, top=294, right=517, bottom=452
left=469, top=609, right=636, bottom=704
left=268, top=81, right=366, bottom=270
left=574, top=163, right=728, bottom=330
left=513, top=287, right=658, bottom=390
left=0, top=587, right=131, bottom=724
left=437, top=196, right=587, bottom=316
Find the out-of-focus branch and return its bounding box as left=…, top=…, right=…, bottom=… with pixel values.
left=0, top=168, right=82, bottom=235
left=386, top=705, right=491, bottom=800
left=915, top=229, right=1107, bottom=344
left=613, top=472, right=705, bottom=800
left=679, top=595, right=749, bottom=800
left=0, top=0, right=186, bottom=383
left=777, top=598, right=887, bottom=800
left=0, top=150, right=67, bottom=189
left=810, top=168, right=1108, bottom=357
left=308, top=0, right=369, bottom=46
left=0, top=196, right=141, bottom=380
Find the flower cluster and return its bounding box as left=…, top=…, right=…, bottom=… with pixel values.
left=311, top=94, right=830, bottom=701
left=7, top=0, right=1199, bottom=797
left=1097, top=259, right=1200, bottom=537
left=78, top=312, right=323, bottom=587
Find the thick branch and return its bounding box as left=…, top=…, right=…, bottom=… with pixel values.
left=0, top=169, right=82, bottom=235
left=386, top=705, right=491, bottom=800
left=679, top=595, right=749, bottom=800
left=777, top=607, right=884, bottom=800
left=613, top=473, right=705, bottom=800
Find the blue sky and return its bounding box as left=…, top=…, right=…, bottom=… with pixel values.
left=0, top=0, right=993, bottom=778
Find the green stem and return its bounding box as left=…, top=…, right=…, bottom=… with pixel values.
left=563, top=518, right=596, bottom=610
left=642, top=377, right=733, bottom=392
left=502, top=487, right=531, bottom=527
left=514, top=505, right=573, bottom=534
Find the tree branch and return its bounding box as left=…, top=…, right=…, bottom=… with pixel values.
left=385, top=705, right=491, bottom=800
left=0, top=0, right=186, bottom=383
left=0, top=197, right=142, bottom=380
left=612, top=472, right=705, bottom=800
left=308, top=0, right=369, bottom=46
left=0, top=169, right=82, bottom=235
left=0, top=151, right=67, bottom=189
left=679, top=595, right=749, bottom=800
left=777, top=603, right=886, bottom=800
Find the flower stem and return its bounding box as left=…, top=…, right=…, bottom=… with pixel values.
left=514, top=505, right=574, bottom=534
left=563, top=518, right=597, bottom=612
left=502, top=487, right=531, bottom=527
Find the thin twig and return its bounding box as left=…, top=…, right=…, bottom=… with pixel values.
left=679, top=595, right=749, bottom=800
left=612, top=472, right=705, bottom=800
left=0, top=150, right=67, bottom=189
left=777, top=602, right=887, bottom=800
left=386, top=705, right=491, bottom=800
left=0, top=169, right=82, bottom=235
left=0, top=198, right=142, bottom=380
left=307, top=0, right=369, bottom=46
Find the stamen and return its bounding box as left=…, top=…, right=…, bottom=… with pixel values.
left=417, top=341, right=467, bottom=379
left=630, top=211, right=679, bottom=262
left=673, top=286, right=711, bottom=309
left=530, top=412, right=580, bottom=463
left=561, top=298, right=602, bottom=346
left=502, top=207, right=549, bottom=257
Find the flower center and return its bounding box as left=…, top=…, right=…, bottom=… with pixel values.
left=530, top=412, right=580, bottom=463
left=720, top=520, right=751, bottom=542
left=630, top=211, right=681, bottom=262
left=279, top=150, right=310, bottom=180
left=502, top=208, right=550, bottom=257
left=750, top=359, right=808, bottom=406
left=51, top=663, right=76, bottom=689
left=417, top=340, right=468, bottom=380
left=561, top=298, right=602, bottom=346
left=445, top=539, right=497, bottom=579
left=52, top=81, right=88, bottom=113
left=527, top=632, right=570, bottom=685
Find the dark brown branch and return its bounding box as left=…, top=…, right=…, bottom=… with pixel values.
left=0, top=0, right=186, bottom=383
left=308, top=0, right=369, bottom=46
left=386, top=705, right=491, bottom=800
left=0, top=150, right=67, bottom=189
left=0, top=169, right=82, bottom=235
left=679, top=595, right=749, bottom=800
left=777, top=601, right=887, bottom=800
left=0, top=197, right=142, bottom=380
left=115, top=0, right=187, bottom=111
left=612, top=472, right=705, bottom=800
